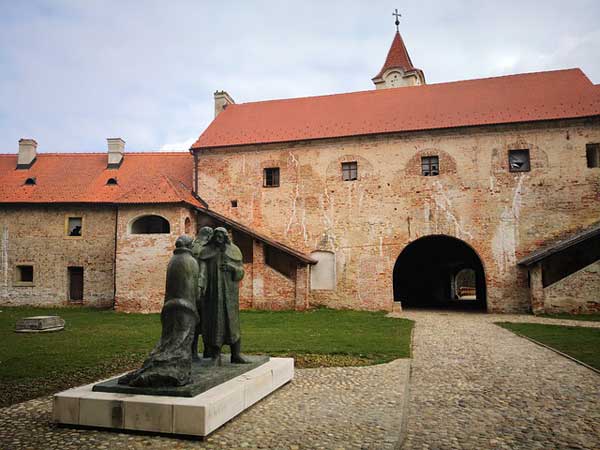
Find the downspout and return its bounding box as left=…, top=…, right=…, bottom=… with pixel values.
left=112, top=205, right=119, bottom=310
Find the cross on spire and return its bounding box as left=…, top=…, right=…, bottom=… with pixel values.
left=392, top=8, right=401, bottom=32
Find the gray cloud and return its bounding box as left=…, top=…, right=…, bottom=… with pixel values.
left=0, top=0, right=598, bottom=153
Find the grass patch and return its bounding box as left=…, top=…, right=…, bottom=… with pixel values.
left=497, top=322, right=600, bottom=370
left=0, top=306, right=412, bottom=406
left=540, top=313, right=600, bottom=322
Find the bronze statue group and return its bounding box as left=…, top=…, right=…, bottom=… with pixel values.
left=119, top=226, right=249, bottom=388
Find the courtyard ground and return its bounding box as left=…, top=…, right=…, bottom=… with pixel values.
left=0, top=310, right=599, bottom=449
left=0, top=307, right=412, bottom=407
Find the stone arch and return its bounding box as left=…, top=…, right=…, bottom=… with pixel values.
left=129, top=214, right=171, bottom=235
left=393, top=234, right=487, bottom=310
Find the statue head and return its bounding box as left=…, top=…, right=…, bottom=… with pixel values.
left=212, top=227, right=230, bottom=246
left=197, top=226, right=214, bottom=246
left=175, top=235, right=194, bottom=249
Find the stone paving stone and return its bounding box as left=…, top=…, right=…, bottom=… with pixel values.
left=0, top=359, right=411, bottom=450
left=396, top=310, right=600, bottom=450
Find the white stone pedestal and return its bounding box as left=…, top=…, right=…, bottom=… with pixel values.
left=53, top=357, right=293, bottom=438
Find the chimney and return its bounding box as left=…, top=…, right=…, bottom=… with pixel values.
left=107, top=138, right=125, bottom=169
left=214, top=91, right=235, bottom=118
left=17, top=139, right=38, bottom=169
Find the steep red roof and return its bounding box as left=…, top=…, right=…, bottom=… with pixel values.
left=373, top=31, right=417, bottom=79
left=0, top=152, right=202, bottom=206
left=191, top=69, right=600, bottom=150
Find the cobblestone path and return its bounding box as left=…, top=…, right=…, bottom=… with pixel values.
left=398, top=310, right=600, bottom=450
left=0, top=359, right=411, bottom=450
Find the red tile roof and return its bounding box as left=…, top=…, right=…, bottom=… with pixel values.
left=0, top=152, right=202, bottom=206
left=372, top=31, right=417, bottom=79
left=191, top=69, right=600, bottom=150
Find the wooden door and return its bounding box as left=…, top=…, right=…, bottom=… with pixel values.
left=68, top=267, right=84, bottom=301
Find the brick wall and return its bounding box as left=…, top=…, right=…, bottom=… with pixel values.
left=114, top=204, right=197, bottom=313
left=196, top=118, right=600, bottom=313
left=0, top=205, right=116, bottom=307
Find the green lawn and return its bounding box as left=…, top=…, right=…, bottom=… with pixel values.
left=541, top=313, right=600, bottom=322
left=497, top=322, right=600, bottom=371
left=0, top=306, right=412, bottom=407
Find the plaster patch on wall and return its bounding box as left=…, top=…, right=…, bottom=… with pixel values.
left=253, top=274, right=264, bottom=298
left=492, top=174, right=525, bottom=273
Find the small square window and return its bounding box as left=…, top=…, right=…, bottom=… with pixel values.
left=508, top=149, right=530, bottom=172
left=421, top=156, right=439, bottom=176
left=231, top=200, right=238, bottom=208
left=17, top=265, right=33, bottom=283
left=263, top=168, right=280, bottom=187
left=342, top=162, right=358, bottom=181
left=586, top=143, right=599, bottom=168
left=67, top=217, right=82, bottom=236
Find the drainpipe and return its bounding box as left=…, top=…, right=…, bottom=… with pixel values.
left=112, top=205, right=119, bottom=309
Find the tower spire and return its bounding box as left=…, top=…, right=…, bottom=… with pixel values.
left=371, top=13, right=426, bottom=89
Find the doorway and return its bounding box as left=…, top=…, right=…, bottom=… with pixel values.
left=393, top=235, right=486, bottom=310
left=68, top=267, right=84, bottom=302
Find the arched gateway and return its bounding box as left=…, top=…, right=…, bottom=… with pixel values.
left=393, top=235, right=487, bottom=311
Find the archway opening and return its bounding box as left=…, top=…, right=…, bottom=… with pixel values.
left=393, top=235, right=487, bottom=311
left=130, top=215, right=170, bottom=234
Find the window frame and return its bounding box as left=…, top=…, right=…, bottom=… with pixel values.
left=508, top=149, right=531, bottom=173
left=65, top=215, right=84, bottom=239
left=341, top=161, right=358, bottom=181
left=421, top=155, right=440, bottom=176
left=263, top=167, right=280, bottom=188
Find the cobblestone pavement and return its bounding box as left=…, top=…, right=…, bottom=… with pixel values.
left=395, top=310, right=600, bottom=450
left=0, top=359, right=411, bottom=450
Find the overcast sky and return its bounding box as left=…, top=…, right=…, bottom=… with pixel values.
left=1, top=0, right=599, bottom=153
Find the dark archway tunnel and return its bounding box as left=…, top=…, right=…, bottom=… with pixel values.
left=393, top=235, right=487, bottom=311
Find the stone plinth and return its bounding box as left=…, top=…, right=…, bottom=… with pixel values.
left=15, top=315, right=65, bottom=333
left=53, top=357, right=294, bottom=438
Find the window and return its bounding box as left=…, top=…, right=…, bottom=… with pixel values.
left=184, top=217, right=191, bottom=234
left=341, top=161, right=358, bottom=181
left=130, top=215, right=170, bottom=234
left=68, top=267, right=84, bottom=302
left=16, top=265, right=34, bottom=283
left=263, top=168, right=280, bottom=187
left=231, top=200, right=238, bottom=208
left=67, top=217, right=82, bottom=236
left=106, top=177, right=118, bottom=185
left=24, top=177, right=36, bottom=185
left=586, top=143, right=600, bottom=168
left=508, top=149, right=530, bottom=172
left=421, top=156, right=439, bottom=176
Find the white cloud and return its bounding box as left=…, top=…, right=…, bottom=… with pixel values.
left=159, top=137, right=196, bottom=152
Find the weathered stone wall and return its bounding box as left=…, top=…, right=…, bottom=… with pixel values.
left=543, top=261, right=600, bottom=314
left=0, top=205, right=116, bottom=307
left=196, top=118, right=600, bottom=313
left=114, top=204, right=197, bottom=313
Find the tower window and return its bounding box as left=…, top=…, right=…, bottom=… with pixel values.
left=231, top=200, right=238, bottom=208
left=421, top=156, right=439, bottom=176
left=586, top=143, right=599, bottom=168
left=508, top=149, right=530, bottom=172
left=342, top=161, right=358, bottom=181
left=263, top=168, right=280, bottom=187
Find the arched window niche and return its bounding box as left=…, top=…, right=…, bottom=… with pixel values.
left=130, top=215, right=171, bottom=235
left=310, top=251, right=336, bottom=291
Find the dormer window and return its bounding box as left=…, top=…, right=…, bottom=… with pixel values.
left=106, top=177, right=118, bottom=185
left=24, top=177, right=36, bottom=185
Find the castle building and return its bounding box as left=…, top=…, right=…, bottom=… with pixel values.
left=1, top=29, right=599, bottom=314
